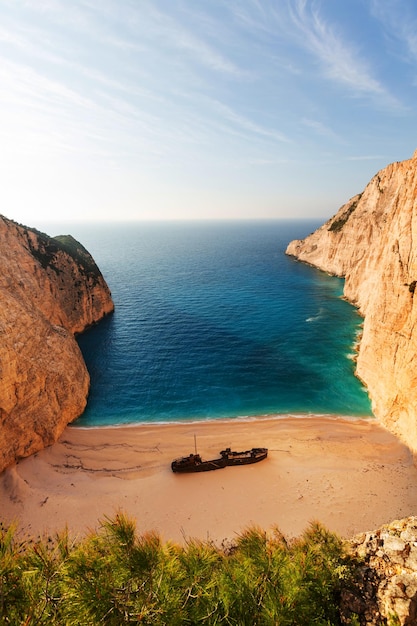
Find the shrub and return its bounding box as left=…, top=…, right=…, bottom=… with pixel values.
left=0, top=515, right=355, bottom=625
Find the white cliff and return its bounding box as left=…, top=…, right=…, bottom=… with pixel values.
left=286, top=150, right=417, bottom=450
left=0, top=216, right=114, bottom=471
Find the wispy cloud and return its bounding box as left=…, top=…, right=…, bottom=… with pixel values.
left=0, top=0, right=415, bottom=223
left=0, top=3, right=238, bottom=163
left=85, top=0, right=246, bottom=79
left=0, top=54, right=186, bottom=163
left=288, top=0, right=402, bottom=109
left=207, top=98, right=292, bottom=144
left=0, top=58, right=94, bottom=113
left=173, top=29, right=243, bottom=76
left=228, top=0, right=275, bottom=35
left=301, top=118, right=343, bottom=143
left=370, top=0, right=417, bottom=61
left=346, top=155, right=384, bottom=161
left=228, top=0, right=404, bottom=110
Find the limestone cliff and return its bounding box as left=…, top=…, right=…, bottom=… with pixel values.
left=286, top=149, right=417, bottom=451
left=341, top=517, right=417, bottom=625
left=0, top=215, right=114, bottom=471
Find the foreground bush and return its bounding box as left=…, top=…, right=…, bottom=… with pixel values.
left=0, top=514, right=355, bottom=625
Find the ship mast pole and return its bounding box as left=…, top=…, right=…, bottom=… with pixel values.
left=194, top=434, right=197, bottom=455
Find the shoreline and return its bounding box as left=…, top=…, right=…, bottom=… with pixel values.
left=2, top=414, right=416, bottom=545
left=70, top=410, right=374, bottom=429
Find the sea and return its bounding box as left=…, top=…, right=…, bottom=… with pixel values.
left=41, top=220, right=373, bottom=427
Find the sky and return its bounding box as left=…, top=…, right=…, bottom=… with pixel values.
left=1, top=0, right=417, bottom=224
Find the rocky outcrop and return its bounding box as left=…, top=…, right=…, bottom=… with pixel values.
left=286, top=149, right=417, bottom=451
left=340, top=517, right=417, bottom=625
left=0, top=215, right=114, bottom=471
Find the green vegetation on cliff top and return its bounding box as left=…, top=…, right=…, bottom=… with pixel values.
left=1, top=513, right=356, bottom=625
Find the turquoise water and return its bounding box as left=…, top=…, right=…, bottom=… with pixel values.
left=50, top=220, right=372, bottom=426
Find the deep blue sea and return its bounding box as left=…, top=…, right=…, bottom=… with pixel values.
left=44, top=220, right=372, bottom=426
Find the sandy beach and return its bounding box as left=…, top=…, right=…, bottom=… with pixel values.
left=1, top=415, right=417, bottom=545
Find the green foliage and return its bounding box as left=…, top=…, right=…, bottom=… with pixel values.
left=53, top=234, right=101, bottom=278
left=328, top=194, right=362, bottom=233
left=20, top=221, right=101, bottom=281
left=0, top=522, right=29, bottom=622
left=0, top=515, right=355, bottom=625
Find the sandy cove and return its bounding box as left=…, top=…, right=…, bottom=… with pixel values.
left=1, top=416, right=417, bottom=545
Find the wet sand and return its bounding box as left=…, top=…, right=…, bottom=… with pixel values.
left=1, top=416, right=417, bottom=544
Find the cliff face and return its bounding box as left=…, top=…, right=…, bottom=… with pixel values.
left=286, top=150, right=417, bottom=451
left=0, top=216, right=114, bottom=471
left=341, top=517, right=417, bottom=625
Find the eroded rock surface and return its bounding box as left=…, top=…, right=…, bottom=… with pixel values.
left=286, top=150, right=417, bottom=451
left=0, top=216, right=114, bottom=471
left=341, top=517, right=417, bottom=625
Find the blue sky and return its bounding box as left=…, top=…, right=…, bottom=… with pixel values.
left=1, top=0, right=416, bottom=223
